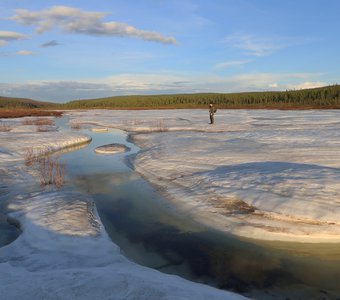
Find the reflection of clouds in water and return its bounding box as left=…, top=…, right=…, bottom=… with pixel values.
left=9, top=191, right=100, bottom=237
left=54, top=140, right=91, bottom=155
left=72, top=172, right=140, bottom=194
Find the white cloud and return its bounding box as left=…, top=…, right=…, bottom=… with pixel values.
left=16, top=50, right=34, bottom=55
left=101, top=73, right=193, bottom=92
left=11, top=6, right=177, bottom=44
left=224, top=34, right=288, bottom=56
left=231, top=72, right=308, bottom=85
left=214, top=59, right=252, bottom=69
left=0, top=30, right=27, bottom=46
left=227, top=73, right=330, bottom=92
left=286, top=81, right=327, bottom=90
left=269, top=83, right=279, bottom=88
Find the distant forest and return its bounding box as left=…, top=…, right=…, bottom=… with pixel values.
left=1, top=85, right=340, bottom=110
left=0, top=96, right=56, bottom=109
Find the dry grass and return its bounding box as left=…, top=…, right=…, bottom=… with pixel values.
left=36, top=125, right=55, bottom=132
left=21, top=117, right=55, bottom=132
left=209, top=196, right=256, bottom=215
left=37, top=155, right=65, bottom=188
left=122, top=119, right=144, bottom=126
left=155, top=119, right=169, bottom=132
left=24, top=148, right=36, bottom=166
left=34, top=118, right=54, bottom=126
left=132, top=119, right=144, bottom=125
left=21, top=119, right=34, bottom=125
left=22, top=117, right=54, bottom=126
left=0, top=109, right=62, bottom=119
left=24, top=148, right=66, bottom=188
left=0, top=121, right=12, bottom=132
left=70, top=122, right=81, bottom=130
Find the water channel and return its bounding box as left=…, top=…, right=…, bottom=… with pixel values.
left=2, top=116, right=340, bottom=300
left=57, top=119, right=340, bottom=300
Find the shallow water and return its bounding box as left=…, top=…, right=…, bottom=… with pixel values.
left=38, top=119, right=340, bottom=299
left=0, top=173, right=21, bottom=247
left=0, top=218, right=20, bottom=247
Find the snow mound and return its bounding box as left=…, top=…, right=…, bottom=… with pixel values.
left=1, top=189, right=245, bottom=300
left=95, top=143, right=130, bottom=155
left=91, top=127, right=108, bottom=132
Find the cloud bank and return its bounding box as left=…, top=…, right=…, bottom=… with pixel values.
left=11, top=6, right=177, bottom=44
left=0, top=72, right=328, bottom=102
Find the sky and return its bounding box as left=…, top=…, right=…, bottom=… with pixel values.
left=1, top=0, right=340, bottom=102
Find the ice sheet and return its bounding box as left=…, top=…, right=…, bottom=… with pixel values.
left=0, top=113, right=247, bottom=300
left=65, top=109, right=340, bottom=242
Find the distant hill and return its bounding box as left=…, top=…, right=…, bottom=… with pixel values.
left=1, top=85, right=340, bottom=110
left=0, top=96, right=57, bottom=109
left=62, top=85, right=340, bottom=109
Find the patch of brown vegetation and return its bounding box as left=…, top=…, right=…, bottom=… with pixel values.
left=209, top=196, right=256, bottom=215
left=22, top=117, right=54, bottom=126
left=20, top=117, right=55, bottom=132
left=36, top=125, right=55, bottom=132
left=24, top=148, right=66, bottom=188
left=37, top=155, right=65, bottom=188
left=252, top=210, right=331, bottom=226
left=0, top=109, right=62, bottom=119
left=24, top=148, right=36, bottom=166
left=70, top=122, right=81, bottom=130
left=0, top=121, right=12, bottom=132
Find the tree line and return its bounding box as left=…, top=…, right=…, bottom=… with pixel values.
left=61, top=85, right=340, bottom=109
left=0, top=96, right=56, bottom=109
left=1, top=85, right=340, bottom=109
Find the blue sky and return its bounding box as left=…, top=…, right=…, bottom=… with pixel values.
left=1, top=0, right=339, bottom=102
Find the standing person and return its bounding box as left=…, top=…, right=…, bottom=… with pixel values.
left=209, top=103, right=216, bottom=124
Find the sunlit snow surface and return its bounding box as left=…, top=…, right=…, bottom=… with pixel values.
left=0, top=114, right=246, bottom=300
left=67, top=109, right=340, bottom=242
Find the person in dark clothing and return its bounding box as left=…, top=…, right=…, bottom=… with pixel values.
left=209, top=103, right=216, bottom=124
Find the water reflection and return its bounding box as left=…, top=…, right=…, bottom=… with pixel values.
left=0, top=173, right=20, bottom=247
left=63, top=126, right=340, bottom=300
left=0, top=213, right=20, bottom=247
left=58, top=141, right=91, bottom=154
